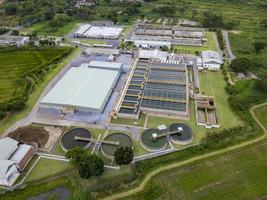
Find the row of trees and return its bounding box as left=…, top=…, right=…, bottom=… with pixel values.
left=216, top=30, right=225, bottom=50
left=66, top=146, right=133, bottom=179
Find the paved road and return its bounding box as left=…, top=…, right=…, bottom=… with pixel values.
left=222, top=30, right=236, bottom=62
left=104, top=102, right=267, bottom=200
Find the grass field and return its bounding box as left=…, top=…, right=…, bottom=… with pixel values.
left=0, top=49, right=68, bottom=103
left=199, top=71, right=243, bottom=128
left=0, top=48, right=79, bottom=134
left=111, top=113, right=147, bottom=127
left=254, top=105, right=267, bottom=129
left=20, top=21, right=77, bottom=37
left=173, top=32, right=218, bottom=54
left=26, top=158, right=71, bottom=182
left=122, top=138, right=267, bottom=200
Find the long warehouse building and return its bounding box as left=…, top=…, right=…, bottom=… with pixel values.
left=40, top=61, right=122, bottom=113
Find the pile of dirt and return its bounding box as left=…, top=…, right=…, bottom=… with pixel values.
left=9, top=126, right=49, bottom=148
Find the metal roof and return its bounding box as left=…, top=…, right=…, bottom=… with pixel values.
left=9, top=144, right=32, bottom=164
left=41, top=63, right=121, bottom=111
left=0, top=160, right=17, bottom=179
left=0, top=137, right=18, bottom=160
left=201, top=50, right=223, bottom=64
left=138, top=49, right=168, bottom=60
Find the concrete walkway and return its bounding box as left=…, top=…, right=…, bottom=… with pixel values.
left=103, top=102, right=267, bottom=200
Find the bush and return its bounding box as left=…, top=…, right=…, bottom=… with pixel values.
left=229, top=57, right=251, bottom=73
left=78, top=155, right=104, bottom=179
left=114, top=146, right=134, bottom=165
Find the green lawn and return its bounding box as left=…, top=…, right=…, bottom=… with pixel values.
left=26, top=158, right=71, bottom=182
left=173, top=32, right=218, bottom=54
left=123, top=138, right=267, bottom=200
left=199, top=71, right=243, bottom=129
left=20, top=21, right=77, bottom=37
left=254, top=104, right=267, bottom=129
left=111, top=113, right=147, bottom=127
left=0, top=48, right=79, bottom=134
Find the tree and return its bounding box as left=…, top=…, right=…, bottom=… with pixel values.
left=255, top=77, right=267, bottom=93
left=253, top=42, right=266, bottom=54
left=161, top=45, right=169, bottom=52
left=66, top=147, right=88, bottom=166
left=66, top=148, right=104, bottom=179
left=260, top=19, right=267, bottom=29
left=202, top=12, right=224, bottom=29
left=229, top=58, right=251, bottom=73
left=78, top=155, right=104, bottom=179
left=11, top=30, right=19, bottom=36
left=114, top=146, right=133, bottom=165
left=4, top=3, right=18, bottom=15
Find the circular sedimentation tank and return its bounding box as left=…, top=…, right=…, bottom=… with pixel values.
left=141, top=129, right=167, bottom=152
left=101, top=133, right=133, bottom=159
left=60, top=128, right=92, bottom=152
left=168, top=123, right=193, bottom=145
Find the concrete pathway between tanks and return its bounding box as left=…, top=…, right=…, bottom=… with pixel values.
left=103, top=102, right=267, bottom=200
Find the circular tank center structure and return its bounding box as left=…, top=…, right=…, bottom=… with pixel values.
left=169, top=123, right=193, bottom=144
left=141, top=129, right=167, bottom=151
left=61, top=128, right=92, bottom=152
left=101, top=133, right=133, bottom=159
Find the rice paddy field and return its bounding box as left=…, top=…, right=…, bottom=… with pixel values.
left=122, top=138, right=267, bottom=200
left=0, top=49, right=68, bottom=103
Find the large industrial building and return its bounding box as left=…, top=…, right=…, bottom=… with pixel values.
left=0, top=137, right=34, bottom=187
left=40, top=61, right=122, bottom=113
left=74, top=24, right=123, bottom=39
left=131, top=24, right=206, bottom=48
left=115, top=51, right=189, bottom=119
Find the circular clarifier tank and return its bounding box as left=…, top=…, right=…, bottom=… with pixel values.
left=168, top=123, right=193, bottom=145
left=101, top=133, right=133, bottom=159
left=61, top=128, right=92, bottom=152
left=140, top=129, right=167, bottom=152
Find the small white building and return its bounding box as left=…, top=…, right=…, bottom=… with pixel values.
left=0, top=36, right=30, bottom=46
left=134, top=40, right=171, bottom=49
left=0, top=160, right=20, bottom=187
left=201, top=50, right=223, bottom=70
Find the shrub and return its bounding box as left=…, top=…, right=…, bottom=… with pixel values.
left=114, top=146, right=134, bottom=165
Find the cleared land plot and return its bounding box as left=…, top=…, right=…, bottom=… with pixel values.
left=199, top=71, right=243, bottom=129
left=8, top=125, right=49, bottom=148
left=254, top=105, right=267, bottom=129
left=0, top=49, right=68, bottom=103
left=26, top=158, right=71, bottom=182
left=122, top=139, right=267, bottom=200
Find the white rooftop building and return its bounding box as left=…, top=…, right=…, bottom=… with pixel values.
left=201, top=50, right=223, bottom=70
left=0, top=137, right=34, bottom=187
left=139, top=49, right=168, bottom=61
left=134, top=40, right=171, bottom=49
left=40, top=61, right=122, bottom=113
left=74, top=24, right=123, bottom=39
left=0, top=35, right=29, bottom=46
